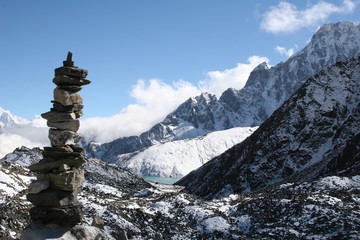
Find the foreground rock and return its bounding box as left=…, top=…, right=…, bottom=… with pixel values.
left=1, top=151, right=360, bottom=239
left=21, top=224, right=115, bottom=240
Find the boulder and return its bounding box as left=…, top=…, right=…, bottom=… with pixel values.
left=54, top=88, right=83, bottom=106
left=47, top=120, right=80, bottom=132
left=41, top=111, right=76, bottom=122
left=91, top=215, right=104, bottom=229
left=21, top=224, right=115, bottom=240
left=49, top=129, right=82, bottom=147
left=28, top=180, right=50, bottom=194
left=36, top=169, right=84, bottom=192
left=27, top=189, right=78, bottom=207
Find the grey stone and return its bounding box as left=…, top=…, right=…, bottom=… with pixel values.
left=43, top=145, right=74, bottom=153
left=41, top=111, right=76, bottom=122
left=49, top=129, right=82, bottom=147
left=74, top=110, right=83, bottom=118
left=53, top=75, right=91, bottom=86
left=47, top=120, right=80, bottom=132
left=27, top=189, right=78, bottom=207
left=69, top=145, right=84, bottom=153
left=36, top=169, right=84, bottom=192
left=42, top=150, right=81, bottom=160
left=29, top=204, right=83, bottom=226
left=51, top=101, right=83, bottom=113
left=63, top=51, right=74, bottom=67
left=29, top=156, right=85, bottom=173
left=28, top=180, right=50, bottom=194
left=91, top=215, right=104, bottom=229
left=21, top=224, right=116, bottom=240
left=54, top=66, right=88, bottom=78
left=54, top=88, right=83, bottom=106
left=57, top=85, right=82, bottom=93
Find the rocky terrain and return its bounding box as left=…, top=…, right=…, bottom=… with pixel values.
left=177, top=54, right=360, bottom=200
left=1, top=151, right=359, bottom=239
left=84, top=21, right=360, bottom=178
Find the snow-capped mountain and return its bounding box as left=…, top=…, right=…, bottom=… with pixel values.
left=109, top=126, right=257, bottom=178
left=1, top=148, right=360, bottom=239
left=0, top=107, right=18, bottom=129
left=86, top=21, right=360, bottom=166
left=177, top=54, right=360, bottom=199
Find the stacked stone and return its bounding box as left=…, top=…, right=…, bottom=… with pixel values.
left=26, top=52, right=91, bottom=227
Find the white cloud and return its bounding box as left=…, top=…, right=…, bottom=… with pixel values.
left=0, top=117, right=48, bottom=158
left=80, top=55, right=269, bottom=143
left=2, top=56, right=270, bottom=146
left=275, top=46, right=295, bottom=57
left=260, top=0, right=357, bottom=34
left=80, top=79, right=201, bottom=143
left=199, top=56, right=269, bottom=96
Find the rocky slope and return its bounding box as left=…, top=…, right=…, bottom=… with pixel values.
left=86, top=21, right=360, bottom=168
left=1, top=148, right=360, bottom=239
left=177, top=54, right=360, bottom=199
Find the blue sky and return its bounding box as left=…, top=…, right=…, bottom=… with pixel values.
left=1, top=0, right=360, bottom=143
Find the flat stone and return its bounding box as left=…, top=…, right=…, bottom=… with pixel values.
left=47, top=120, right=80, bottom=132
left=42, top=150, right=81, bottom=160
left=27, top=189, right=78, bottom=207
left=30, top=204, right=83, bottom=226
left=43, top=146, right=74, bottom=153
left=54, top=67, right=88, bottom=78
left=29, top=156, right=85, bottom=173
left=51, top=101, right=83, bottom=113
left=28, top=180, right=50, bottom=194
left=41, top=111, right=76, bottom=122
left=57, top=85, right=82, bottom=92
left=36, top=169, right=84, bottom=192
left=21, top=224, right=116, bottom=240
left=49, top=129, right=82, bottom=147
left=53, top=75, right=91, bottom=86
left=54, top=88, right=83, bottom=106
left=69, top=145, right=84, bottom=153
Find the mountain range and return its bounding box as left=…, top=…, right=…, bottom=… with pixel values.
left=84, top=21, right=360, bottom=177
left=1, top=21, right=360, bottom=239
left=177, top=53, right=360, bottom=199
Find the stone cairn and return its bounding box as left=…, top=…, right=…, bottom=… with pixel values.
left=26, top=52, right=91, bottom=227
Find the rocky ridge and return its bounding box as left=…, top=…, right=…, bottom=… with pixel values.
left=177, top=54, right=360, bottom=199
left=85, top=21, right=360, bottom=173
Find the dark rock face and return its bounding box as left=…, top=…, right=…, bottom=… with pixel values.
left=85, top=21, right=360, bottom=166
left=177, top=55, right=360, bottom=199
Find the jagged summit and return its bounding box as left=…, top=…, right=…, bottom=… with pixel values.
left=84, top=21, right=360, bottom=178
left=0, top=107, right=18, bottom=129
left=177, top=54, right=360, bottom=199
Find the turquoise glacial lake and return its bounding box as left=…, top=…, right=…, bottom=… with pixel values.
left=143, top=176, right=181, bottom=185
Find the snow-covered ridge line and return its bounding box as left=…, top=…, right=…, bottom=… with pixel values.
left=113, top=126, right=257, bottom=178
left=85, top=21, right=360, bottom=173
left=178, top=54, right=360, bottom=199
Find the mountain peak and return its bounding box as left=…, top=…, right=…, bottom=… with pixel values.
left=177, top=54, right=360, bottom=199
